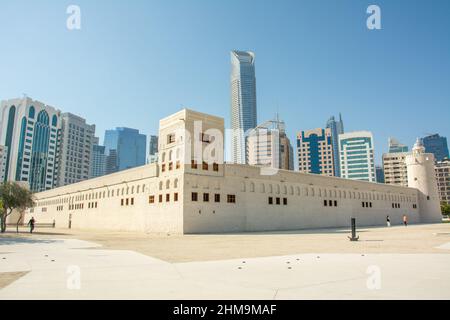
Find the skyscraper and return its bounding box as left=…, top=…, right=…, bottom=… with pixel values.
left=422, top=134, right=449, bottom=162
left=339, top=131, right=376, bottom=182
left=90, top=144, right=107, bottom=178
left=0, top=97, right=61, bottom=192
left=435, top=158, right=450, bottom=205
left=230, top=50, right=257, bottom=164
left=247, top=115, right=293, bottom=170
left=56, top=113, right=96, bottom=187
left=375, top=165, right=385, bottom=183
left=388, top=137, right=409, bottom=153
left=326, top=114, right=344, bottom=177
left=104, top=127, right=146, bottom=173
left=147, top=135, right=159, bottom=164
left=382, top=152, right=409, bottom=187
left=297, top=128, right=334, bottom=176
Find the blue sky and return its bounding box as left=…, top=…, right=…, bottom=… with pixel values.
left=1, top=0, right=449, bottom=165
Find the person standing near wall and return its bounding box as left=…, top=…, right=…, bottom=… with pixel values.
left=386, top=215, right=391, bottom=227
left=403, top=215, right=408, bottom=227
left=28, top=217, right=35, bottom=234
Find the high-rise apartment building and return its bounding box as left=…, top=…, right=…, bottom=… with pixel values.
left=0, top=97, right=61, bottom=192
left=104, top=127, right=146, bottom=174
left=247, top=116, right=293, bottom=170
left=382, top=152, right=409, bottom=187
left=56, top=113, right=96, bottom=187
left=339, top=131, right=375, bottom=182
left=326, top=114, right=344, bottom=177
left=296, top=128, right=334, bottom=176
left=0, top=145, right=7, bottom=182
left=388, top=137, right=409, bottom=153
left=422, top=134, right=449, bottom=162
left=230, top=50, right=257, bottom=164
left=435, top=158, right=450, bottom=205
left=147, top=135, right=159, bottom=164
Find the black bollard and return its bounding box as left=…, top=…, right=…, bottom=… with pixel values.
left=348, top=217, right=359, bottom=241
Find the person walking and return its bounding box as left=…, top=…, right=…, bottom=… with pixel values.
left=386, top=215, right=391, bottom=227
left=403, top=215, right=408, bottom=227
left=28, top=217, right=35, bottom=234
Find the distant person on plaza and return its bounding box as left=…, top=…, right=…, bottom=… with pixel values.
left=28, top=217, right=35, bottom=234
left=386, top=215, right=391, bottom=227
left=403, top=215, right=408, bottom=227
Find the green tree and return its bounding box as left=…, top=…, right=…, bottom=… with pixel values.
left=441, top=202, right=450, bottom=216
left=0, top=182, right=35, bottom=233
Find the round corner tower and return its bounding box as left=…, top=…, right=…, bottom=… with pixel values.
left=406, top=138, right=441, bottom=223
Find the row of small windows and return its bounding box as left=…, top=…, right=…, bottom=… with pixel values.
left=191, top=160, right=219, bottom=172
left=324, top=200, right=338, bottom=207
left=238, top=181, right=417, bottom=203
left=121, top=198, right=134, bottom=206
left=149, top=193, right=179, bottom=203
left=36, top=183, right=152, bottom=207
left=268, top=197, right=288, bottom=205
left=191, top=192, right=235, bottom=203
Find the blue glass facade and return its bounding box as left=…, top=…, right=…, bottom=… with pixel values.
left=422, top=134, right=449, bottom=162
left=104, top=127, right=146, bottom=173
left=339, top=133, right=375, bottom=182
left=230, top=50, right=257, bottom=164
left=326, top=114, right=344, bottom=177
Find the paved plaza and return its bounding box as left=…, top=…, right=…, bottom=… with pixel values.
left=1, top=223, right=450, bottom=299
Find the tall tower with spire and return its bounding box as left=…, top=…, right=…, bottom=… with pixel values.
left=406, top=138, right=442, bottom=223
left=326, top=114, right=344, bottom=177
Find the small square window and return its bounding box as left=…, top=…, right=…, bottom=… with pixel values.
left=174, top=193, right=178, bottom=202
left=202, top=162, right=209, bottom=170
left=149, top=195, right=155, bottom=204
left=213, top=163, right=219, bottom=172
left=191, top=160, right=198, bottom=169
left=283, top=198, right=287, bottom=205
left=227, top=194, right=236, bottom=203
left=214, top=194, right=220, bottom=203
left=269, top=197, right=273, bottom=205
left=159, top=195, right=163, bottom=203
left=324, top=200, right=328, bottom=206
left=276, top=197, right=280, bottom=205
left=192, top=192, right=198, bottom=202
left=203, top=193, right=209, bottom=202
left=334, top=200, right=337, bottom=207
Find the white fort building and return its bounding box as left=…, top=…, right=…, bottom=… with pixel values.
left=23, top=109, right=442, bottom=234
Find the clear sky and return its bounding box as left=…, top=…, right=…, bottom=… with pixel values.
left=1, top=0, right=449, bottom=165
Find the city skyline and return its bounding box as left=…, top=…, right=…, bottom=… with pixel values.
left=1, top=0, right=449, bottom=167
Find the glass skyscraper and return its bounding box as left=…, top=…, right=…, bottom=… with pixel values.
left=104, top=127, right=146, bottom=173
left=326, top=114, right=344, bottom=177
left=422, top=134, right=449, bottom=162
left=339, top=131, right=376, bottom=182
left=388, top=137, right=409, bottom=153
left=0, top=97, right=61, bottom=192
left=230, top=50, right=257, bottom=164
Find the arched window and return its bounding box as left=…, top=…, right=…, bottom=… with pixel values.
left=275, top=185, right=280, bottom=194
left=268, top=184, right=273, bottom=194
left=241, top=182, right=246, bottom=192
left=169, top=150, right=173, bottom=161
left=260, top=184, right=265, bottom=193
left=174, top=179, right=178, bottom=188
left=166, top=180, right=170, bottom=189
left=176, top=148, right=181, bottom=159
left=52, top=115, right=58, bottom=127
left=249, top=182, right=255, bottom=192
left=161, top=152, right=166, bottom=162
left=29, top=106, right=35, bottom=119
left=159, top=181, right=163, bottom=190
